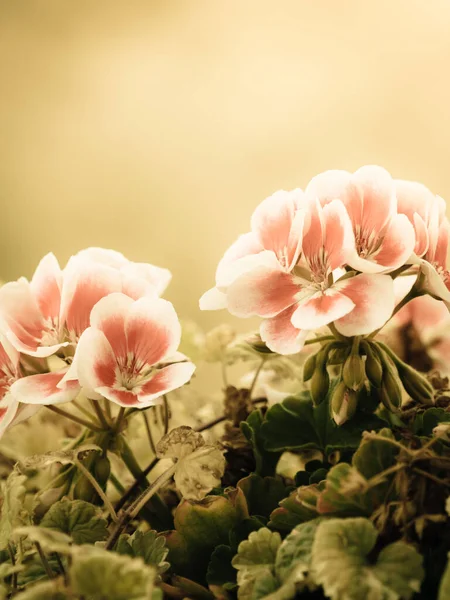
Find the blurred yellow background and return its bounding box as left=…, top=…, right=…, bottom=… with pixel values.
left=1, top=0, right=450, bottom=332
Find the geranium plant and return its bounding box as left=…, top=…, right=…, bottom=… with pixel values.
left=0, top=165, right=449, bottom=600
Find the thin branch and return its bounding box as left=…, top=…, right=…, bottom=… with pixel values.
left=304, top=335, right=335, bottom=345
left=142, top=411, right=156, bottom=454
left=45, top=406, right=104, bottom=433
left=115, top=407, right=126, bottom=432
left=413, top=467, right=450, bottom=488
left=35, top=542, right=54, bottom=579
left=162, top=395, right=170, bottom=434
left=74, top=458, right=118, bottom=522
left=249, top=357, right=266, bottom=398
left=7, top=543, right=17, bottom=592
left=72, top=399, right=100, bottom=424
left=90, top=399, right=111, bottom=429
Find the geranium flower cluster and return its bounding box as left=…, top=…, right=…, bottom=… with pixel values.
left=0, top=248, right=195, bottom=437
left=201, top=165, right=450, bottom=354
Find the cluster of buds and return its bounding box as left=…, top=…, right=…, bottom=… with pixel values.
left=304, top=335, right=434, bottom=425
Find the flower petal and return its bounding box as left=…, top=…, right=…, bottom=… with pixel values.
left=30, top=253, right=62, bottom=321
left=121, top=262, right=172, bottom=299
left=96, top=388, right=140, bottom=407
left=353, top=165, right=396, bottom=234
left=322, top=199, right=356, bottom=270
left=292, top=288, right=355, bottom=330
left=73, top=247, right=128, bottom=268
left=250, top=189, right=305, bottom=270
left=199, top=287, right=228, bottom=311
left=138, top=362, right=196, bottom=407
left=215, top=232, right=264, bottom=287
left=420, top=260, right=450, bottom=305
left=0, top=396, right=20, bottom=438
left=72, top=328, right=117, bottom=396
left=10, top=372, right=80, bottom=405
left=89, top=293, right=134, bottom=363
left=226, top=260, right=299, bottom=318
left=260, top=306, right=309, bottom=355
left=125, top=297, right=182, bottom=366
left=60, top=259, right=123, bottom=339
left=369, top=213, right=416, bottom=272
left=334, top=273, right=395, bottom=336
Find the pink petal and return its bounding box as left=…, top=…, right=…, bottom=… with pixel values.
left=60, top=260, right=122, bottom=339
left=73, top=328, right=117, bottom=396
left=433, top=212, right=450, bottom=270
left=73, top=247, right=129, bottom=269
left=89, top=293, right=133, bottom=363
left=125, top=297, right=181, bottom=367
left=250, top=189, right=305, bottom=270
left=96, top=388, right=140, bottom=407
left=412, top=213, right=429, bottom=257
left=121, top=262, right=172, bottom=299
left=291, top=288, right=355, bottom=330
left=0, top=335, right=19, bottom=374
left=420, top=260, right=450, bottom=305
left=322, top=199, right=356, bottom=271
left=260, top=306, right=309, bottom=355
left=369, top=213, right=416, bottom=272
left=30, top=253, right=62, bottom=321
left=199, top=287, right=228, bottom=311
left=353, top=165, right=395, bottom=234
left=0, top=397, right=20, bottom=438
left=408, top=295, right=450, bottom=331
left=395, top=180, right=434, bottom=223
left=226, top=261, right=300, bottom=318
left=301, top=200, right=324, bottom=268
left=305, top=169, right=357, bottom=208
left=215, top=232, right=264, bottom=287
left=138, top=362, right=196, bottom=407
left=10, top=372, right=80, bottom=405
left=334, top=273, right=395, bottom=336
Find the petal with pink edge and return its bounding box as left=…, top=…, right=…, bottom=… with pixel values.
left=138, top=362, right=196, bottom=407
left=73, top=247, right=129, bottom=269
left=95, top=388, right=140, bottom=407
left=412, top=213, right=429, bottom=257
left=60, top=260, right=123, bottom=339
left=215, top=232, right=264, bottom=287
left=322, top=199, right=356, bottom=271
left=72, top=328, right=117, bottom=397
left=250, top=189, right=305, bottom=270
left=30, top=253, right=63, bottom=321
left=10, top=372, right=80, bottom=405
left=305, top=169, right=357, bottom=208
left=0, top=396, right=20, bottom=438
left=121, top=262, right=172, bottom=298
left=199, top=287, right=228, bottom=311
left=420, top=261, right=450, bottom=306
left=334, top=273, right=395, bottom=336
left=369, top=213, right=416, bottom=272
left=353, top=165, right=396, bottom=234
left=291, top=288, right=355, bottom=330
left=126, top=297, right=182, bottom=367
left=90, top=293, right=133, bottom=363
left=226, top=262, right=300, bottom=318
left=260, top=306, right=309, bottom=355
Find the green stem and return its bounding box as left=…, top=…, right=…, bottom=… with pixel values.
left=249, top=357, right=266, bottom=398
left=162, top=395, right=170, bottom=434
left=45, top=406, right=104, bottom=433
left=7, top=543, right=17, bottom=592
left=304, top=335, right=335, bottom=345
left=35, top=542, right=54, bottom=579
left=142, top=411, right=156, bottom=454
left=115, top=407, right=126, bottom=432
left=74, top=458, right=118, bottom=522
left=109, top=472, right=126, bottom=494
left=72, top=399, right=100, bottom=424
left=90, top=399, right=111, bottom=429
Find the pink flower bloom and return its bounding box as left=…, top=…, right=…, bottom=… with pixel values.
left=63, top=293, right=195, bottom=408
left=396, top=183, right=450, bottom=306
left=305, top=165, right=416, bottom=273
left=200, top=189, right=306, bottom=310
left=0, top=248, right=172, bottom=405
left=224, top=200, right=395, bottom=354
left=0, top=336, right=41, bottom=438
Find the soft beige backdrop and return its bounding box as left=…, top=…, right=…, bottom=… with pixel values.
left=1, top=0, right=450, bottom=331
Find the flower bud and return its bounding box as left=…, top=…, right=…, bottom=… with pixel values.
left=362, top=342, right=383, bottom=388
left=379, top=369, right=403, bottom=412
left=342, top=354, right=366, bottom=391
left=310, top=346, right=331, bottom=405
left=331, top=382, right=358, bottom=425
left=303, top=352, right=316, bottom=382
left=396, top=364, right=434, bottom=406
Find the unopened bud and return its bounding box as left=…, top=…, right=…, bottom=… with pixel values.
left=380, top=369, right=403, bottom=412
left=303, top=352, right=316, bottom=382
left=343, top=354, right=366, bottom=391
left=362, top=342, right=383, bottom=388
left=396, top=364, right=434, bottom=406
left=310, top=366, right=329, bottom=406
left=331, top=382, right=358, bottom=425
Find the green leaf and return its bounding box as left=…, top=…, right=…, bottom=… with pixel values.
left=439, top=554, right=450, bottom=600
left=13, top=526, right=72, bottom=554
left=0, top=469, right=28, bottom=550
left=261, top=393, right=386, bottom=457
left=116, top=530, right=169, bottom=574
left=206, top=545, right=237, bottom=587
left=269, top=484, right=322, bottom=532
left=14, top=580, right=68, bottom=600
left=275, top=519, right=321, bottom=584
left=70, top=545, right=156, bottom=600
left=40, top=499, right=108, bottom=544
left=237, top=474, right=289, bottom=519
left=156, top=426, right=225, bottom=501
left=352, top=429, right=397, bottom=479
left=232, top=528, right=281, bottom=600
left=164, top=488, right=248, bottom=583
left=311, top=517, right=424, bottom=600
left=241, top=410, right=282, bottom=476
left=316, top=464, right=374, bottom=517
left=414, top=408, right=450, bottom=436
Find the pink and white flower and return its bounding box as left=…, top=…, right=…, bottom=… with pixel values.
left=223, top=199, right=395, bottom=354
left=305, top=165, right=416, bottom=274
left=0, top=336, right=41, bottom=438
left=200, top=189, right=306, bottom=310
left=63, top=293, right=195, bottom=408
left=0, top=248, right=172, bottom=405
